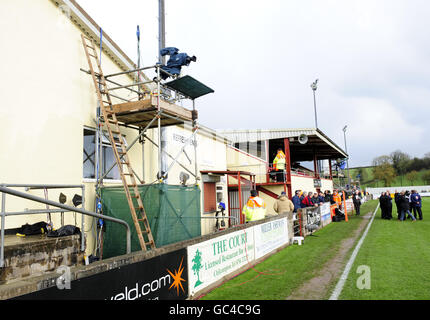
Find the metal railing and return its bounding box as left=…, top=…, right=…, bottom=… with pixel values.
left=0, top=184, right=131, bottom=268
left=200, top=215, right=239, bottom=234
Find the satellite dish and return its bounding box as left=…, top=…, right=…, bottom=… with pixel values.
left=59, top=193, right=67, bottom=204
left=72, top=194, right=82, bottom=207
left=179, top=172, right=190, bottom=186
left=298, top=134, right=308, bottom=144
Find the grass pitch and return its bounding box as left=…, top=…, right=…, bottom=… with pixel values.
left=201, top=201, right=379, bottom=300
left=338, top=198, right=430, bottom=300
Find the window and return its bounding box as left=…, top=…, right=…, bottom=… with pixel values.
left=83, top=128, right=126, bottom=180
left=234, top=140, right=266, bottom=160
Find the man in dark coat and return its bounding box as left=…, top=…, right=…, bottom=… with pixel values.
left=394, top=190, right=401, bottom=220
left=385, top=191, right=393, bottom=220
left=324, top=190, right=331, bottom=203
left=292, top=190, right=301, bottom=213
left=399, top=191, right=417, bottom=222
left=410, top=190, right=423, bottom=220
left=352, top=190, right=362, bottom=216
left=379, top=192, right=387, bottom=219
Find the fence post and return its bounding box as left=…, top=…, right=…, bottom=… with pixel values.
left=1, top=189, right=5, bottom=268
left=342, top=191, right=348, bottom=222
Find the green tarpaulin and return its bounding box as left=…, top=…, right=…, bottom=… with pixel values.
left=100, top=184, right=201, bottom=258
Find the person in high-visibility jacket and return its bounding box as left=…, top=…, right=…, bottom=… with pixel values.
left=242, top=190, right=267, bottom=222
left=331, top=190, right=342, bottom=207
left=272, top=148, right=286, bottom=182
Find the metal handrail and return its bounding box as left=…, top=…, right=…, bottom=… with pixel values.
left=0, top=185, right=131, bottom=268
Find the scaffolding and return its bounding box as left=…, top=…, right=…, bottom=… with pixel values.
left=80, top=34, right=214, bottom=252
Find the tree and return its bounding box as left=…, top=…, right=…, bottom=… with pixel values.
left=405, top=170, right=419, bottom=185
left=390, top=150, right=410, bottom=184
left=372, top=163, right=396, bottom=187
left=372, top=155, right=392, bottom=167
left=422, top=170, right=430, bottom=185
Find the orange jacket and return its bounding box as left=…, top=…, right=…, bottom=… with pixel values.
left=333, top=193, right=342, bottom=206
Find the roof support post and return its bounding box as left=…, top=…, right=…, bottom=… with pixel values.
left=284, top=138, right=292, bottom=198
left=313, top=149, right=320, bottom=179
left=238, top=173, right=243, bottom=224
left=329, top=159, right=333, bottom=180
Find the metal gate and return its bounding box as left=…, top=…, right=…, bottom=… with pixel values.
left=228, top=184, right=253, bottom=226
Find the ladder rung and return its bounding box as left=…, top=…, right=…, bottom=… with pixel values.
left=123, top=172, right=133, bottom=176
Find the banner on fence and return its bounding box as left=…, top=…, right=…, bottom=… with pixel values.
left=16, top=248, right=188, bottom=300
left=320, top=203, right=331, bottom=221
left=187, top=228, right=255, bottom=296
left=254, top=218, right=288, bottom=259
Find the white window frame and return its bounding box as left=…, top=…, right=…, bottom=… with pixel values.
left=83, top=127, right=127, bottom=183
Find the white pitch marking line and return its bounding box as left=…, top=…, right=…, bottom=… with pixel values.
left=329, top=203, right=380, bottom=300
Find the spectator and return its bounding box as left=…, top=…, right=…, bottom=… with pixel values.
left=398, top=191, right=417, bottom=222
left=318, top=192, right=325, bottom=204
left=410, top=190, right=423, bottom=220
left=394, top=190, right=401, bottom=220
left=385, top=191, right=393, bottom=219
left=292, top=190, right=301, bottom=213
left=379, top=192, right=387, bottom=219
left=301, top=192, right=314, bottom=208
left=353, top=189, right=362, bottom=216
left=273, top=191, right=294, bottom=217
left=324, top=190, right=332, bottom=203
left=311, top=193, right=320, bottom=206
left=331, top=190, right=342, bottom=207
left=300, top=192, right=308, bottom=208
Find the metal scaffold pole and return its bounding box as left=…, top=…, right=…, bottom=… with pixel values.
left=157, top=65, right=162, bottom=181
left=193, top=99, right=198, bottom=185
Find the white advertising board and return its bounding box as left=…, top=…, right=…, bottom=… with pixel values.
left=253, top=218, right=288, bottom=259
left=320, top=203, right=331, bottom=221
left=187, top=228, right=255, bottom=296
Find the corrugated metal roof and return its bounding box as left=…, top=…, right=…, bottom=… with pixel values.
left=218, top=128, right=316, bottom=143
left=218, top=128, right=347, bottom=159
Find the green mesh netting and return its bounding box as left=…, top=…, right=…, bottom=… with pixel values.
left=100, top=184, right=201, bottom=259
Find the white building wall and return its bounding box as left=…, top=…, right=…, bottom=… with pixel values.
left=0, top=0, right=227, bottom=253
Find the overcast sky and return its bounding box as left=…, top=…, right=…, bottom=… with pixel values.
left=78, top=0, right=430, bottom=167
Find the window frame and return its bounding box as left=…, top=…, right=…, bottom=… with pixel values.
left=83, top=126, right=126, bottom=182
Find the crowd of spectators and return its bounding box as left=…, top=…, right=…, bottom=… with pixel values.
left=380, top=190, right=423, bottom=221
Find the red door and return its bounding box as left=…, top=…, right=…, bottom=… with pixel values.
left=203, top=182, right=216, bottom=213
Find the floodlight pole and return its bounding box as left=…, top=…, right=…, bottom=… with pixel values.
left=311, top=79, right=318, bottom=129
left=343, top=125, right=351, bottom=188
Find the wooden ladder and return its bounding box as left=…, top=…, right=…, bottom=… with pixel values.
left=81, top=34, right=155, bottom=251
